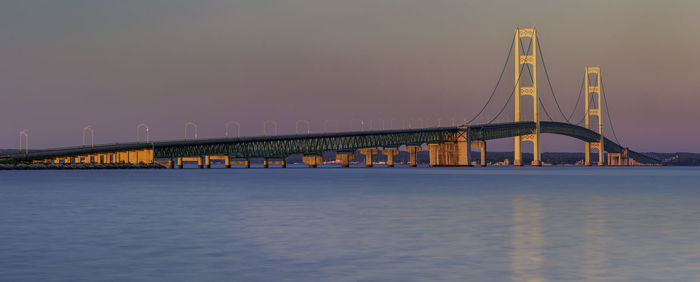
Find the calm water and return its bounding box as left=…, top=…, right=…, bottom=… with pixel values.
left=1, top=167, right=700, bottom=281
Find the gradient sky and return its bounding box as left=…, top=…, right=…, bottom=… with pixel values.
left=1, top=0, right=698, bottom=152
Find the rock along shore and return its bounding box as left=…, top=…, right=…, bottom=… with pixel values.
left=0, top=163, right=166, bottom=170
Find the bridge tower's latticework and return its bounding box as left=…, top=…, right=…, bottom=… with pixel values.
left=584, top=66, right=604, bottom=166
left=513, top=27, right=541, bottom=166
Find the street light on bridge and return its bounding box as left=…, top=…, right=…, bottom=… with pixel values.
left=19, top=129, right=29, bottom=154
left=407, top=118, right=424, bottom=129
left=136, top=123, right=149, bottom=142
left=296, top=120, right=310, bottom=134
left=82, top=125, right=94, bottom=147
left=225, top=121, right=240, bottom=138
left=323, top=120, right=339, bottom=133
left=377, top=118, right=385, bottom=130
left=185, top=122, right=198, bottom=140
left=263, top=120, right=278, bottom=136
left=349, top=119, right=364, bottom=131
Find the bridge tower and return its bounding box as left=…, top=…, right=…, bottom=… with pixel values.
left=513, top=27, right=541, bottom=166
left=584, top=66, right=604, bottom=166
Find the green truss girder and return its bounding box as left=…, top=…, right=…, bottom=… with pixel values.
left=153, top=129, right=456, bottom=159
left=1, top=122, right=660, bottom=164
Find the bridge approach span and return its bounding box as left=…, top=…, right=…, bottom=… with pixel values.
left=1, top=121, right=659, bottom=165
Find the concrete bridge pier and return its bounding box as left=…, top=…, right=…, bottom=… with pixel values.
left=457, top=127, right=472, bottom=167
left=426, top=142, right=459, bottom=167
left=360, top=149, right=378, bottom=167
left=205, top=156, right=211, bottom=168
left=336, top=152, right=355, bottom=168
left=585, top=142, right=605, bottom=166
left=178, top=157, right=203, bottom=168
left=225, top=156, right=231, bottom=168
left=382, top=148, right=399, bottom=167
left=471, top=141, right=487, bottom=167
left=267, top=160, right=286, bottom=168
left=229, top=159, right=250, bottom=168
left=428, top=144, right=440, bottom=167
left=442, top=142, right=458, bottom=166
left=608, top=153, right=617, bottom=166
left=303, top=155, right=323, bottom=168
left=168, top=159, right=174, bottom=169
left=405, top=146, right=421, bottom=167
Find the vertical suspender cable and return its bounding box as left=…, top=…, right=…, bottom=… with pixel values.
left=488, top=37, right=533, bottom=124
left=600, top=75, right=622, bottom=145
left=464, top=35, right=516, bottom=124
left=536, top=36, right=571, bottom=123
left=568, top=73, right=586, bottom=121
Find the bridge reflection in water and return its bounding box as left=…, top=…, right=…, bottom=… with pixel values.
left=583, top=198, right=609, bottom=281
left=511, top=195, right=544, bottom=282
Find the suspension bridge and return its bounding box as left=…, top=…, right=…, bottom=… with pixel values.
left=1, top=27, right=660, bottom=167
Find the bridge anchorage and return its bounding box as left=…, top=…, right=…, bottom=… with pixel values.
left=1, top=27, right=660, bottom=167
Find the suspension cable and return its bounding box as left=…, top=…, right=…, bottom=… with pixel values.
left=536, top=36, right=570, bottom=123
left=488, top=37, right=532, bottom=124
left=539, top=97, right=553, bottom=121
left=489, top=89, right=515, bottom=123
left=502, top=38, right=553, bottom=123
left=465, top=35, right=515, bottom=124
left=600, top=75, right=622, bottom=144
left=568, top=72, right=585, bottom=121
left=575, top=112, right=586, bottom=126
left=579, top=93, right=596, bottom=126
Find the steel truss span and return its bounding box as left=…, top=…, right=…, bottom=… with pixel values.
left=2, top=121, right=659, bottom=165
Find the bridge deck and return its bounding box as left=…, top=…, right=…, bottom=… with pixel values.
left=1, top=121, right=659, bottom=164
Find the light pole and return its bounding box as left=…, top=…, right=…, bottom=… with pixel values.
left=377, top=118, right=385, bottom=130
left=19, top=129, right=29, bottom=154
left=137, top=123, right=150, bottom=142
left=185, top=122, right=198, bottom=140
left=349, top=119, right=364, bottom=131
left=225, top=121, right=241, bottom=137
left=323, top=120, right=339, bottom=133
left=407, top=118, right=424, bottom=129
left=263, top=120, right=278, bottom=136
left=82, top=125, right=94, bottom=147
left=296, top=120, right=310, bottom=134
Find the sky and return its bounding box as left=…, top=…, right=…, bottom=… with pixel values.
left=1, top=0, right=698, bottom=152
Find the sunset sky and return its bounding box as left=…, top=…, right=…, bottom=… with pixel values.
left=1, top=1, right=698, bottom=152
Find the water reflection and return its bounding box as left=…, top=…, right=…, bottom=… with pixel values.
left=511, top=195, right=544, bottom=282
left=583, top=198, right=608, bottom=281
